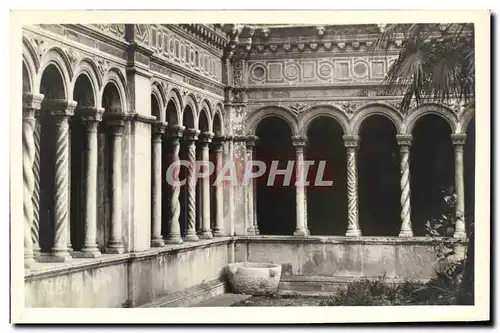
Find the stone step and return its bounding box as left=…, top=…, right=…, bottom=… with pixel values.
left=190, top=293, right=252, bottom=307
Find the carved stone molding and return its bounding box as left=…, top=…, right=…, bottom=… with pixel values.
left=292, top=135, right=307, bottom=147
left=290, top=102, right=308, bottom=116
left=343, top=135, right=360, bottom=148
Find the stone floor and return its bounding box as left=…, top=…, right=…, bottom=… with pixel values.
left=189, top=293, right=252, bottom=307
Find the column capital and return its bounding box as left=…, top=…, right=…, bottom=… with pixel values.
left=43, top=99, right=77, bottom=117
left=343, top=134, right=360, bottom=148
left=78, top=107, right=105, bottom=123
left=184, top=128, right=200, bottom=141
left=245, top=135, right=258, bottom=148
left=292, top=135, right=307, bottom=147
left=396, top=134, right=413, bottom=146
left=153, top=121, right=168, bottom=135
left=451, top=133, right=467, bottom=145
left=200, top=131, right=214, bottom=144
left=212, top=135, right=226, bottom=145
left=167, top=125, right=185, bottom=138
left=22, top=93, right=44, bottom=112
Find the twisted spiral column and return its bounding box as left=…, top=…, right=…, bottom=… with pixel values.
left=151, top=121, right=168, bottom=247
left=343, top=135, right=361, bottom=237
left=199, top=132, right=214, bottom=239
left=452, top=134, right=467, bottom=240
left=292, top=136, right=308, bottom=236
left=245, top=136, right=257, bottom=235
left=40, top=100, right=76, bottom=262
left=213, top=136, right=225, bottom=237
left=397, top=135, right=413, bottom=237
left=31, top=102, right=43, bottom=258
left=184, top=128, right=200, bottom=241
left=23, top=93, right=43, bottom=267
left=166, top=126, right=184, bottom=244
left=106, top=117, right=125, bottom=254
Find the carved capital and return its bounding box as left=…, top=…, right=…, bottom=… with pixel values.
left=292, top=135, right=307, bottom=147
left=343, top=135, right=360, bottom=148
left=199, top=131, right=214, bottom=144
left=451, top=133, right=467, bottom=146
left=396, top=134, right=413, bottom=146
left=43, top=99, right=77, bottom=118
left=183, top=128, right=200, bottom=142
left=23, top=93, right=44, bottom=114
left=167, top=125, right=185, bottom=138
left=245, top=135, right=258, bottom=148
left=78, top=107, right=105, bottom=123
left=153, top=121, right=168, bottom=135
left=212, top=135, right=226, bottom=151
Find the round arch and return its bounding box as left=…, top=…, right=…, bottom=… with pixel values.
left=213, top=103, right=225, bottom=136
left=351, top=103, right=403, bottom=135
left=198, top=105, right=213, bottom=132
left=22, top=38, right=39, bottom=93
left=151, top=81, right=166, bottom=122
left=71, top=58, right=101, bottom=108
left=36, top=47, right=73, bottom=99
left=166, top=87, right=183, bottom=125
left=460, top=107, right=475, bottom=134
left=404, top=103, right=458, bottom=134
left=183, top=93, right=199, bottom=116
left=299, top=104, right=350, bottom=136
left=100, top=68, right=128, bottom=114
left=245, top=106, right=299, bottom=136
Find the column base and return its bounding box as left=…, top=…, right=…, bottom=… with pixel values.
left=199, top=231, right=213, bottom=239
left=150, top=238, right=166, bottom=247
left=183, top=232, right=199, bottom=242
left=453, top=231, right=467, bottom=240
left=73, top=248, right=102, bottom=258
left=213, top=229, right=224, bottom=237
left=398, top=230, right=413, bottom=237
left=105, top=246, right=125, bottom=254
left=165, top=236, right=183, bottom=244
left=37, top=251, right=73, bottom=263
left=293, top=230, right=309, bottom=236
left=345, top=229, right=361, bottom=237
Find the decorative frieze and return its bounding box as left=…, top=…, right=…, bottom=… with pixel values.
left=91, top=24, right=126, bottom=40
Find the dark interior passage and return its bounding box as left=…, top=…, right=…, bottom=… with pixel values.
left=464, top=117, right=475, bottom=229
left=358, top=115, right=400, bottom=236
left=411, top=115, right=455, bottom=236
left=255, top=116, right=296, bottom=235
left=306, top=117, right=347, bottom=235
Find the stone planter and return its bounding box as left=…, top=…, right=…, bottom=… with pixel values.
left=226, top=262, right=282, bottom=296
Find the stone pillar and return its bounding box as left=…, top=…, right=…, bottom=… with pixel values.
left=184, top=128, right=200, bottom=241
left=165, top=125, right=185, bottom=244
left=41, top=99, right=77, bottom=262
left=451, top=134, right=467, bottom=239
left=22, top=93, right=44, bottom=268
left=343, top=135, right=361, bottom=237
left=226, top=136, right=235, bottom=236
left=32, top=109, right=42, bottom=257
left=199, top=132, right=214, bottom=239
left=75, top=107, right=105, bottom=257
left=212, top=136, right=225, bottom=237
left=245, top=136, right=257, bottom=235
left=151, top=121, right=168, bottom=247
left=105, top=116, right=125, bottom=254
left=396, top=134, right=413, bottom=237
left=292, top=136, right=308, bottom=236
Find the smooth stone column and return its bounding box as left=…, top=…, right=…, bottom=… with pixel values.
left=396, top=134, right=413, bottom=237
left=151, top=121, right=168, bottom=247
left=343, top=135, right=361, bottom=237
left=199, top=132, right=214, bottom=239
left=245, top=136, right=257, bottom=235
left=292, top=136, right=308, bottom=236
left=183, top=128, right=200, bottom=241
left=105, top=116, right=125, bottom=254
left=451, top=133, right=467, bottom=240
left=22, top=93, right=44, bottom=268
left=212, top=135, right=225, bottom=237
left=73, top=107, right=105, bottom=257
left=40, top=99, right=77, bottom=262
left=165, top=125, right=185, bottom=244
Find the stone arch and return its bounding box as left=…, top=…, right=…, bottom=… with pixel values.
left=37, top=47, right=72, bottom=99
left=198, top=100, right=213, bottom=132
left=101, top=68, right=128, bottom=114
left=71, top=58, right=101, bottom=108
left=213, top=103, right=224, bottom=136
left=351, top=102, right=403, bottom=135
left=299, top=104, right=350, bottom=136
left=245, top=105, right=299, bottom=136
left=460, top=107, right=475, bottom=134
left=404, top=103, right=458, bottom=134
left=166, top=87, right=183, bottom=125
left=22, top=37, right=38, bottom=93
left=182, top=104, right=197, bottom=129
left=151, top=81, right=166, bottom=122
left=183, top=93, right=199, bottom=115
